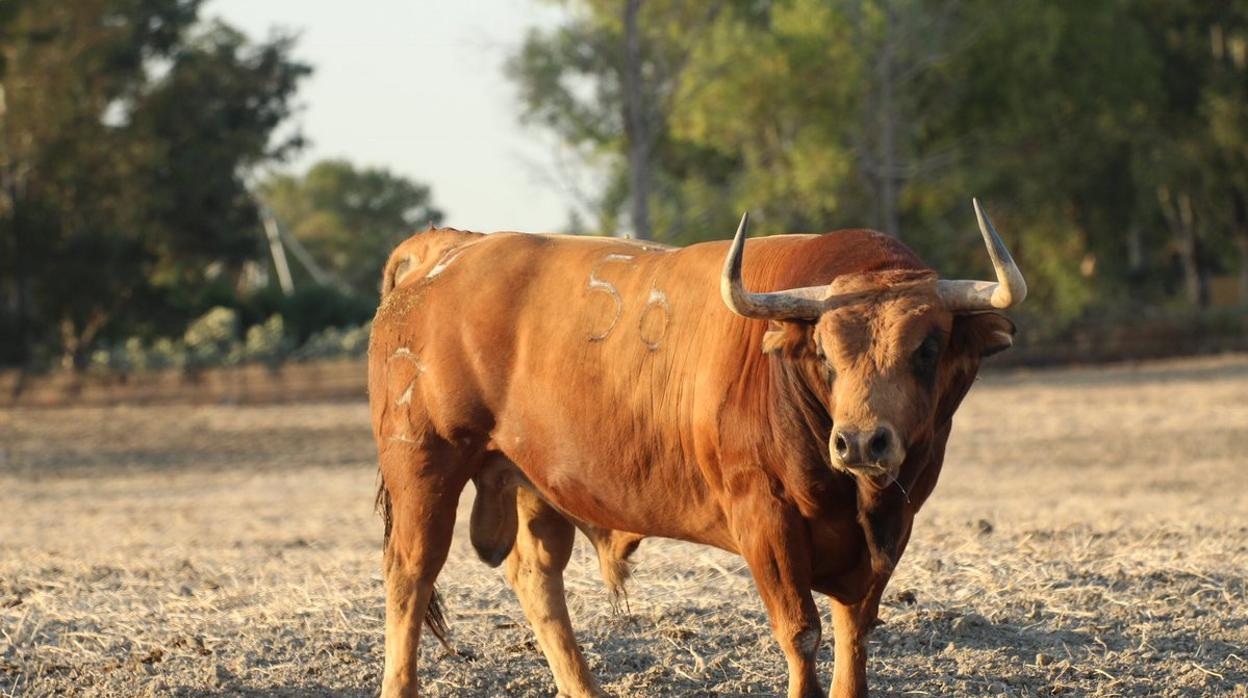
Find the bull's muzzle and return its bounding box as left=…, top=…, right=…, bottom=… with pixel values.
left=831, top=424, right=904, bottom=475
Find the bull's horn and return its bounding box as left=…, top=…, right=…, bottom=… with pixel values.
left=721, top=211, right=829, bottom=320
left=936, top=198, right=1028, bottom=311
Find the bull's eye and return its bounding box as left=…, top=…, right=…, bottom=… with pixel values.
left=814, top=345, right=836, bottom=385
left=912, top=332, right=942, bottom=388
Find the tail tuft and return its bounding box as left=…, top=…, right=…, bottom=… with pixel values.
left=375, top=475, right=394, bottom=545
left=424, top=586, right=453, bottom=651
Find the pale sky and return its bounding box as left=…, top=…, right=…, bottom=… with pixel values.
left=210, top=1, right=574, bottom=234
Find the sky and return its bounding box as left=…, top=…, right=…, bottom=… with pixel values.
left=210, top=0, right=573, bottom=234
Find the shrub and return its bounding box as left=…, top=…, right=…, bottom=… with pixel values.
left=184, top=307, right=241, bottom=367
left=290, top=321, right=371, bottom=362
left=235, top=314, right=292, bottom=365
left=77, top=311, right=373, bottom=374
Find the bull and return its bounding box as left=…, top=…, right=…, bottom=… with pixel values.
left=368, top=200, right=1025, bottom=697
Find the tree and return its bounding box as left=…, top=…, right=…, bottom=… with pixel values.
left=1130, top=1, right=1248, bottom=307
left=1199, top=4, right=1248, bottom=302
left=507, top=0, right=727, bottom=240
left=258, top=160, right=443, bottom=296
left=509, top=0, right=1187, bottom=323
left=126, top=21, right=309, bottom=285
left=0, top=1, right=309, bottom=368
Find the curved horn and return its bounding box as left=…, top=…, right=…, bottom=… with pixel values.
left=936, top=198, right=1028, bottom=311
left=720, top=211, right=828, bottom=320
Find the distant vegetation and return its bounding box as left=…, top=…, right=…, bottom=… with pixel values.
left=510, top=0, right=1248, bottom=334
left=0, top=1, right=439, bottom=371
left=258, top=159, right=443, bottom=297
left=3, top=0, right=1247, bottom=373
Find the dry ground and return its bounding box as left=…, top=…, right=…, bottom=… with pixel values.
left=2, top=356, right=1247, bottom=697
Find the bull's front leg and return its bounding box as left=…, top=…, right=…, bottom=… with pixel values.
left=827, top=518, right=913, bottom=697
left=727, top=471, right=823, bottom=698
left=828, top=592, right=874, bottom=698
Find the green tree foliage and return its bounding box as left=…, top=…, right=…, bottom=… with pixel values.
left=507, top=0, right=736, bottom=239
left=258, top=160, right=444, bottom=296
left=510, top=0, right=1248, bottom=324
left=0, top=0, right=308, bottom=368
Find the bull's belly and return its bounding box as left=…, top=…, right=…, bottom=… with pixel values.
left=494, top=430, right=729, bottom=548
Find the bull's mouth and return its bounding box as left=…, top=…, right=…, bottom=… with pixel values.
left=831, top=456, right=904, bottom=488
left=840, top=462, right=893, bottom=479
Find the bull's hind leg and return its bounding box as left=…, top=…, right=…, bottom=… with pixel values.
left=506, top=487, right=604, bottom=697
left=379, top=437, right=472, bottom=698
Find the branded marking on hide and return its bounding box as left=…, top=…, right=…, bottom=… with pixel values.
left=395, top=384, right=414, bottom=406
left=390, top=347, right=427, bottom=372
left=425, top=246, right=468, bottom=279
left=638, top=284, right=670, bottom=351
left=586, top=254, right=634, bottom=341
left=389, top=347, right=425, bottom=421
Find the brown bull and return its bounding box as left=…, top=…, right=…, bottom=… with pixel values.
left=368, top=200, right=1025, bottom=697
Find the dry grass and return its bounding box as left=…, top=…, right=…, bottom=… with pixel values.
left=2, top=355, right=1247, bottom=696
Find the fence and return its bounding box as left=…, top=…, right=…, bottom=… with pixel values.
left=998, top=312, right=1248, bottom=367
left=0, top=360, right=367, bottom=408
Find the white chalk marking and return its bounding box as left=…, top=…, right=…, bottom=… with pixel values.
left=390, top=347, right=427, bottom=372
left=586, top=255, right=633, bottom=341
left=425, top=246, right=467, bottom=279
left=639, top=284, right=671, bottom=351
left=395, top=384, right=413, bottom=406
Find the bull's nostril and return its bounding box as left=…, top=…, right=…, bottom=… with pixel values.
left=834, top=433, right=850, bottom=458
left=867, top=428, right=890, bottom=462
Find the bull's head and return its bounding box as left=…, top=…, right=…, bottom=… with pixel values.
left=721, top=200, right=1025, bottom=483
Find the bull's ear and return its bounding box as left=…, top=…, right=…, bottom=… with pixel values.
left=936, top=312, right=1015, bottom=426
left=761, top=320, right=813, bottom=356
left=953, top=312, right=1016, bottom=359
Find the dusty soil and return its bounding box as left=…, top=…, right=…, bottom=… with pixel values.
left=2, top=356, right=1247, bottom=696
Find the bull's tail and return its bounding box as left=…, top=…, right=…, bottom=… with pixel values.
left=423, top=587, right=450, bottom=648
left=375, top=476, right=454, bottom=652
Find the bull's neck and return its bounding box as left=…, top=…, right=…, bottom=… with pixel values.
left=763, top=351, right=834, bottom=473
left=715, top=326, right=845, bottom=510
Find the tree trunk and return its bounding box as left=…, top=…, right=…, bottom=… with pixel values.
left=622, top=0, right=652, bottom=241
left=1176, top=192, right=1210, bottom=307
left=1232, top=187, right=1248, bottom=304
left=1, top=81, right=32, bottom=365
left=1158, top=187, right=1209, bottom=307
left=59, top=312, right=108, bottom=372
left=1126, top=223, right=1143, bottom=278
left=878, top=0, right=900, bottom=238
